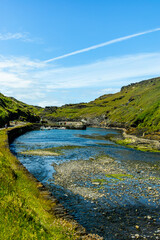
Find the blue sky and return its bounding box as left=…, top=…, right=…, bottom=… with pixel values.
left=0, top=0, right=160, bottom=106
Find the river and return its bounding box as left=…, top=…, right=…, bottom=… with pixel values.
left=10, top=127, right=160, bottom=239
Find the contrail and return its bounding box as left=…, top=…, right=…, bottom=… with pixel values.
left=44, top=28, right=160, bottom=63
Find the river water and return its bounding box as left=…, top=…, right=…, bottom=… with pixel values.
left=10, top=128, right=160, bottom=239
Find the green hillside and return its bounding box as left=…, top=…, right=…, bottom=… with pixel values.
left=0, top=77, right=160, bottom=136
left=44, top=77, right=160, bottom=135
left=0, top=93, right=42, bottom=127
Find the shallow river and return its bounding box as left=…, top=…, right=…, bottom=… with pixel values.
left=10, top=128, right=160, bottom=239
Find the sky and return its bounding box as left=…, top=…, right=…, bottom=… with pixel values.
left=0, top=0, right=160, bottom=107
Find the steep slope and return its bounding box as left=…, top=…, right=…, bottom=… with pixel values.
left=0, top=93, right=42, bottom=127
left=44, top=77, right=160, bottom=135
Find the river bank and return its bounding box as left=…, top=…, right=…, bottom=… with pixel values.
left=0, top=124, right=103, bottom=240
left=102, top=126, right=160, bottom=152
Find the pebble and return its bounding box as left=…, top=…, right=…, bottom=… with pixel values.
left=135, top=234, right=140, bottom=238
left=52, top=152, right=160, bottom=239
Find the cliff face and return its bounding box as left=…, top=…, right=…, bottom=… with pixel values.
left=0, top=93, right=42, bottom=127
left=44, top=77, right=160, bottom=135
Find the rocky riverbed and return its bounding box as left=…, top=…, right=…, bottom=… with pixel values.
left=50, top=155, right=160, bottom=239
left=104, top=127, right=160, bottom=152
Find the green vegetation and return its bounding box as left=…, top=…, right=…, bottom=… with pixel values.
left=0, top=129, right=82, bottom=239
left=1, top=77, right=160, bottom=137
left=21, top=145, right=85, bottom=156
left=21, top=149, right=60, bottom=156
left=0, top=93, right=43, bottom=127
left=92, top=174, right=133, bottom=184
left=45, top=145, right=85, bottom=152
left=105, top=173, right=133, bottom=180
left=44, top=77, right=160, bottom=137
left=115, top=138, right=160, bottom=152
left=92, top=179, right=107, bottom=184
left=77, top=133, right=117, bottom=141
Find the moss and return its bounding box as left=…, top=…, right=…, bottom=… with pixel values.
left=21, top=145, right=86, bottom=156
left=77, top=133, right=116, bottom=141
left=92, top=174, right=133, bottom=185
left=49, top=145, right=85, bottom=151
left=115, top=139, right=160, bottom=152
left=105, top=173, right=133, bottom=180
left=21, top=149, right=60, bottom=156
left=92, top=179, right=107, bottom=184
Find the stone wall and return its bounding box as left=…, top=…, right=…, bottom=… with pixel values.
left=7, top=123, right=41, bottom=144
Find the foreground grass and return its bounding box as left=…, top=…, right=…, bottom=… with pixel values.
left=0, top=129, right=81, bottom=240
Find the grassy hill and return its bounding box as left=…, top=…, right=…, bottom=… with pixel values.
left=0, top=126, right=85, bottom=239
left=0, top=93, right=42, bottom=127
left=44, top=77, right=160, bottom=136
left=0, top=77, right=160, bottom=136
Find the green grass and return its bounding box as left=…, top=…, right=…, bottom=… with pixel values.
left=0, top=129, right=81, bottom=239
left=0, top=93, right=43, bottom=127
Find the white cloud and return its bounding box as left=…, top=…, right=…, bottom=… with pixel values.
left=98, top=88, right=120, bottom=95
left=0, top=32, right=43, bottom=44
left=36, top=52, right=160, bottom=90
left=0, top=32, right=32, bottom=42
left=0, top=52, right=160, bottom=106
left=0, top=72, right=31, bottom=88
left=45, top=28, right=160, bottom=63
left=38, top=100, right=64, bottom=107
left=15, top=91, right=45, bottom=101
left=0, top=56, right=46, bottom=94
left=0, top=55, right=46, bottom=70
